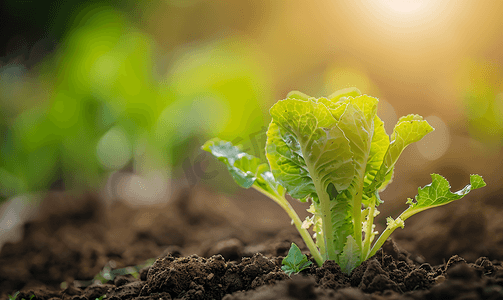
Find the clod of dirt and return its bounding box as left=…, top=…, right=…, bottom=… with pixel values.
left=139, top=253, right=288, bottom=299
left=223, top=275, right=371, bottom=300
left=139, top=254, right=227, bottom=299
left=107, top=281, right=144, bottom=300
left=315, top=260, right=349, bottom=290
left=323, top=240, right=432, bottom=294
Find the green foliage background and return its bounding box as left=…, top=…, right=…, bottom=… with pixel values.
left=1, top=0, right=502, bottom=203
left=0, top=2, right=271, bottom=201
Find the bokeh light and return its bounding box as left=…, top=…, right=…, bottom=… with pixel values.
left=96, top=126, right=132, bottom=170
left=415, top=116, right=451, bottom=161
left=0, top=0, right=502, bottom=204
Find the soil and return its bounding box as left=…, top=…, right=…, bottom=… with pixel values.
left=2, top=185, right=503, bottom=300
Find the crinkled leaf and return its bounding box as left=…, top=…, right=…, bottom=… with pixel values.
left=266, top=121, right=316, bottom=200
left=470, top=174, right=486, bottom=189
left=350, top=95, right=379, bottom=121
left=202, top=138, right=259, bottom=188
left=404, top=174, right=486, bottom=218
left=362, top=116, right=389, bottom=205
left=286, top=90, right=310, bottom=101
left=328, top=87, right=361, bottom=102
left=336, top=96, right=378, bottom=182
left=255, top=163, right=286, bottom=197
left=281, top=243, right=312, bottom=276
left=329, top=96, right=379, bottom=231
left=318, top=90, right=354, bottom=117
left=317, top=97, right=348, bottom=113
left=327, top=188, right=355, bottom=257
left=267, top=99, right=354, bottom=198
left=338, top=235, right=361, bottom=274
left=367, top=115, right=433, bottom=194
left=202, top=138, right=284, bottom=196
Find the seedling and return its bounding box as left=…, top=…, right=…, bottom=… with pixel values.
left=202, top=88, right=486, bottom=274
left=8, top=292, right=34, bottom=300
left=281, top=243, right=312, bottom=276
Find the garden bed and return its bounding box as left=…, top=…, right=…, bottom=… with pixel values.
left=1, top=186, right=503, bottom=300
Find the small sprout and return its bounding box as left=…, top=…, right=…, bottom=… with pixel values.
left=8, top=292, right=19, bottom=300
left=7, top=293, right=34, bottom=300
left=281, top=243, right=312, bottom=276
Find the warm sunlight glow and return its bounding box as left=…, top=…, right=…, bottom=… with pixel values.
left=368, top=0, right=441, bottom=25
left=329, top=0, right=473, bottom=85
left=378, top=0, right=429, bottom=14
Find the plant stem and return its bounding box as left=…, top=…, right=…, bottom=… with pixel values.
left=361, top=202, right=376, bottom=260
left=352, top=179, right=364, bottom=251
left=253, top=187, right=324, bottom=267
left=368, top=205, right=423, bottom=257
left=367, top=212, right=405, bottom=258
left=318, top=188, right=337, bottom=261
left=399, top=206, right=424, bottom=222
left=368, top=227, right=391, bottom=258
left=315, top=228, right=326, bottom=259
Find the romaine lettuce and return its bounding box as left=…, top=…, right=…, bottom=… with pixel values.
left=203, top=88, right=486, bottom=273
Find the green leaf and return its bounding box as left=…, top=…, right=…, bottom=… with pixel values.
left=367, top=115, right=433, bottom=194
left=265, top=121, right=317, bottom=200
left=202, top=138, right=284, bottom=196
left=469, top=174, right=486, bottom=189
left=254, top=162, right=286, bottom=197
left=336, top=96, right=378, bottom=182
left=267, top=99, right=355, bottom=199
left=8, top=292, right=19, bottom=300
left=403, top=174, right=486, bottom=219
left=327, top=186, right=354, bottom=258
left=286, top=90, right=311, bottom=100
left=202, top=138, right=260, bottom=188
left=338, top=235, right=361, bottom=274
left=328, top=87, right=361, bottom=101
left=322, top=96, right=379, bottom=257
left=362, top=116, right=390, bottom=205
left=281, top=243, right=312, bottom=276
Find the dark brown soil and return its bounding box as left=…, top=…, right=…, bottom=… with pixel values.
left=1, top=186, right=503, bottom=300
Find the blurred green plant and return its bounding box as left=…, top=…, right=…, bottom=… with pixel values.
left=155, top=37, right=271, bottom=167
left=0, top=4, right=271, bottom=203
left=456, top=58, right=503, bottom=148
left=7, top=292, right=34, bottom=300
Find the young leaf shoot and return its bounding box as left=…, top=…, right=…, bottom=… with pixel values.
left=281, top=243, right=312, bottom=276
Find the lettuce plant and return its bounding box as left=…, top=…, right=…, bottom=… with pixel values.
left=202, top=88, right=486, bottom=274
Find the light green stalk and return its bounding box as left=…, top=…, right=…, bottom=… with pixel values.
left=318, top=188, right=336, bottom=261
left=253, top=186, right=324, bottom=267
left=352, top=178, right=364, bottom=252
left=361, top=201, right=376, bottom=259
left=368, top=217, right=404, bottom=258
